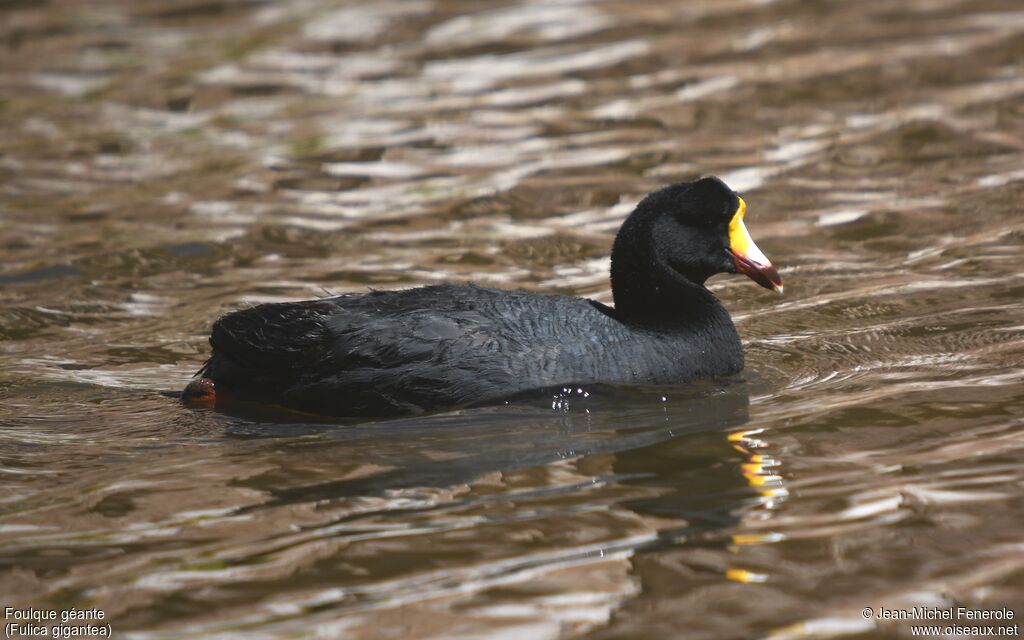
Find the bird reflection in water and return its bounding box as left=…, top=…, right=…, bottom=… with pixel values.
left=725, top=427, right=789, bottom=585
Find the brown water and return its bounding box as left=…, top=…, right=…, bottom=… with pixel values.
left=2, top=0, right=1024, bottom=638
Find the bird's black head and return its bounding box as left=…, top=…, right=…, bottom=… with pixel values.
left=610, top=176, right=782, bottom=319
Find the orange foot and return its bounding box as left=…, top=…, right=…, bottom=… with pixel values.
left=182, top=377, right=220, bottom=408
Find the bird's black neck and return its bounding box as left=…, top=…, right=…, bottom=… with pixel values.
left=609, top=208, right=721, bottom=326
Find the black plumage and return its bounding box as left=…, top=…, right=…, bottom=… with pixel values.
left=186, top=176, right=781, bottom=417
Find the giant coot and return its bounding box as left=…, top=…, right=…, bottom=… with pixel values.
left=184, top=177, right=782, bottom=417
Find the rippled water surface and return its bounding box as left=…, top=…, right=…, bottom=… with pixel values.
left=2, top=0, right=1024, bottom=637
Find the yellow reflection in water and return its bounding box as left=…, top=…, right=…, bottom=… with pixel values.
left=725, top=428, right=789, bottom=583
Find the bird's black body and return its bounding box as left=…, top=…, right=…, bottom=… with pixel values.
left=187, top=177, right=781, bottom=417
left=201, top=283, right=742, bottom=416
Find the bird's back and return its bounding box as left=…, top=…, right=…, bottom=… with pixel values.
left=200, top=283, right=742, bottom=416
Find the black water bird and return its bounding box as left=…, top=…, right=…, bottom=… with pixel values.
left=184, top=177, right=782, bottom=417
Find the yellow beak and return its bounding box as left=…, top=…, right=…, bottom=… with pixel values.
left=728, top=197, right=783, bottom=294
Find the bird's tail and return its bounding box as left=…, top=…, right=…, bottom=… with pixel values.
left=200, top=299, right=334, bottom=398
